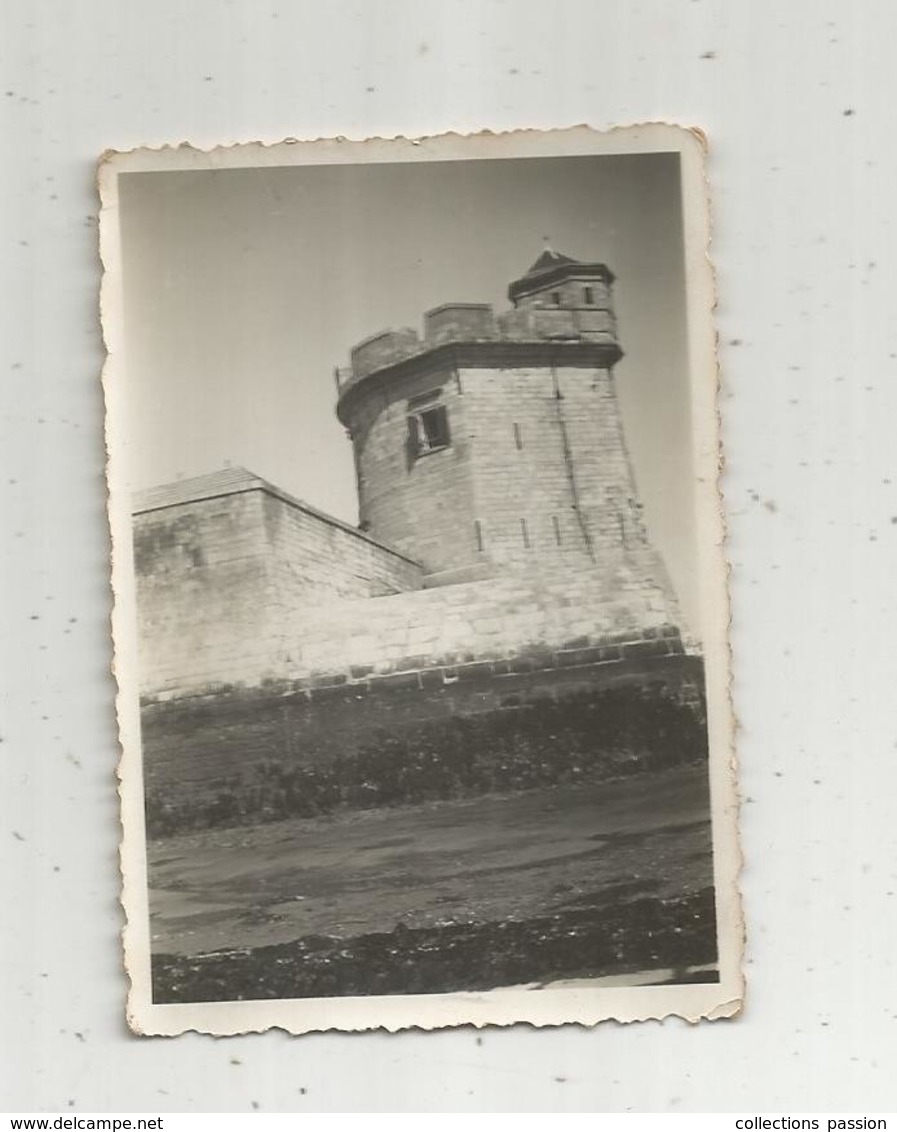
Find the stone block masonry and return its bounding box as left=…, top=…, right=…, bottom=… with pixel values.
left=345, top=362, right=477, bottom=581
left=137, top=517, right=686, bottom=701
left=133, top=468, right=422, bottom=696
left=461, top=363, right=655, bottom=572
left=269, top=556, right=685, bottom=695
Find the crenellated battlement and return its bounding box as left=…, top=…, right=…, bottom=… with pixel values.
left=339, top=302, right=619, bottom=400
left=338, top=250, right=620, bottom=404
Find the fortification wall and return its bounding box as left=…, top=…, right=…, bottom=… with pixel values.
left=259, top=489, right=422, bottom=606
left=134, top=491, right=280, bottom=693
left=275, top=558, right=683, bottom=689
left=134, top=478, right=423, bottom=696
left=141, top=535, right=685, bottom=702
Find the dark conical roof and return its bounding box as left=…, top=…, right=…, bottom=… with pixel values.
left=508, top=248, right=614, bottom=303
left=523, top=248, right=579, bottom=275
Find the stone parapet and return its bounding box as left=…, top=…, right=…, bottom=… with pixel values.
left=139, top=554, right=690, bottom=701
left=335, top=305, right=620, bottom=410
left=424, top=303, right=498, bottom=345
left=133, top=470, right=425, bottom=699
left=350, top=327, right=422, bottom=381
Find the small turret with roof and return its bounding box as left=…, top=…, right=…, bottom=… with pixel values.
left=507, top=243, right=616, bottom=310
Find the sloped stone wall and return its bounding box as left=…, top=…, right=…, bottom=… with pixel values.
left=134, top=479, right=423, bottom=697
left=272, top=557, right=683, bottom=693
left=134, top=472, right=684, bottom=704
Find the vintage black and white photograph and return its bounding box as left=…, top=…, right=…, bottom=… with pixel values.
left=101, top=126, right=740, bottom=1034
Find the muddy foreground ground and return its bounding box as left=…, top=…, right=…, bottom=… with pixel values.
left=149, top=762, right=717, bottom=1001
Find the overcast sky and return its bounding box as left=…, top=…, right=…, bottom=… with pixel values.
left=118, top=152, right=699, bottom=630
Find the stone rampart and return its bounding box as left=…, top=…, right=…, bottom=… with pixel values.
left=133, top=469, right=423, bottom=696
left=142, top=545, right=685, bottom=700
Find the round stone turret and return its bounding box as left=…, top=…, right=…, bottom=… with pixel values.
left=335, top=250, right=648, bottom=588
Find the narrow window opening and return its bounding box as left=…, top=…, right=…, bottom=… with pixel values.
left=474, top=520, right=484, bottom=552
left=407, top=402, right=450, bottom=458
left=513, top=422, right=523, bottom=450
left=583, top=285, right=594, bottom=305
left=520, top=517, right=530, bottom=549
left=551, top=291, right=561, bottom=307
left=552, top=515, right=562, bottom=545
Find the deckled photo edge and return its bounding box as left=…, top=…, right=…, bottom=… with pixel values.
left=98, top=151, right=154, bottom=1033
left=100, top=124, right=742, bottom=1036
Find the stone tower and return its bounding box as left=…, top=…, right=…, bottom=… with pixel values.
left=336, top=248, right=674, bottom=598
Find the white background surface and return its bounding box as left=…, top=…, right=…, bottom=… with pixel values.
left=1, top=0, right=895, bottom=1114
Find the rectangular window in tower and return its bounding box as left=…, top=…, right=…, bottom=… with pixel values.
left=407, top=401, right=450, bottom=458
left=474, top=519, right=484, bottom=552
left=520, top=517, right=530, bottom=548
left=551, top=291, right=561, bottom=307
left=513, top=422, right=523, bottom=450
left=584, top=285, right=594, bottom=305
left=552, top=514, right=562, bottom=545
